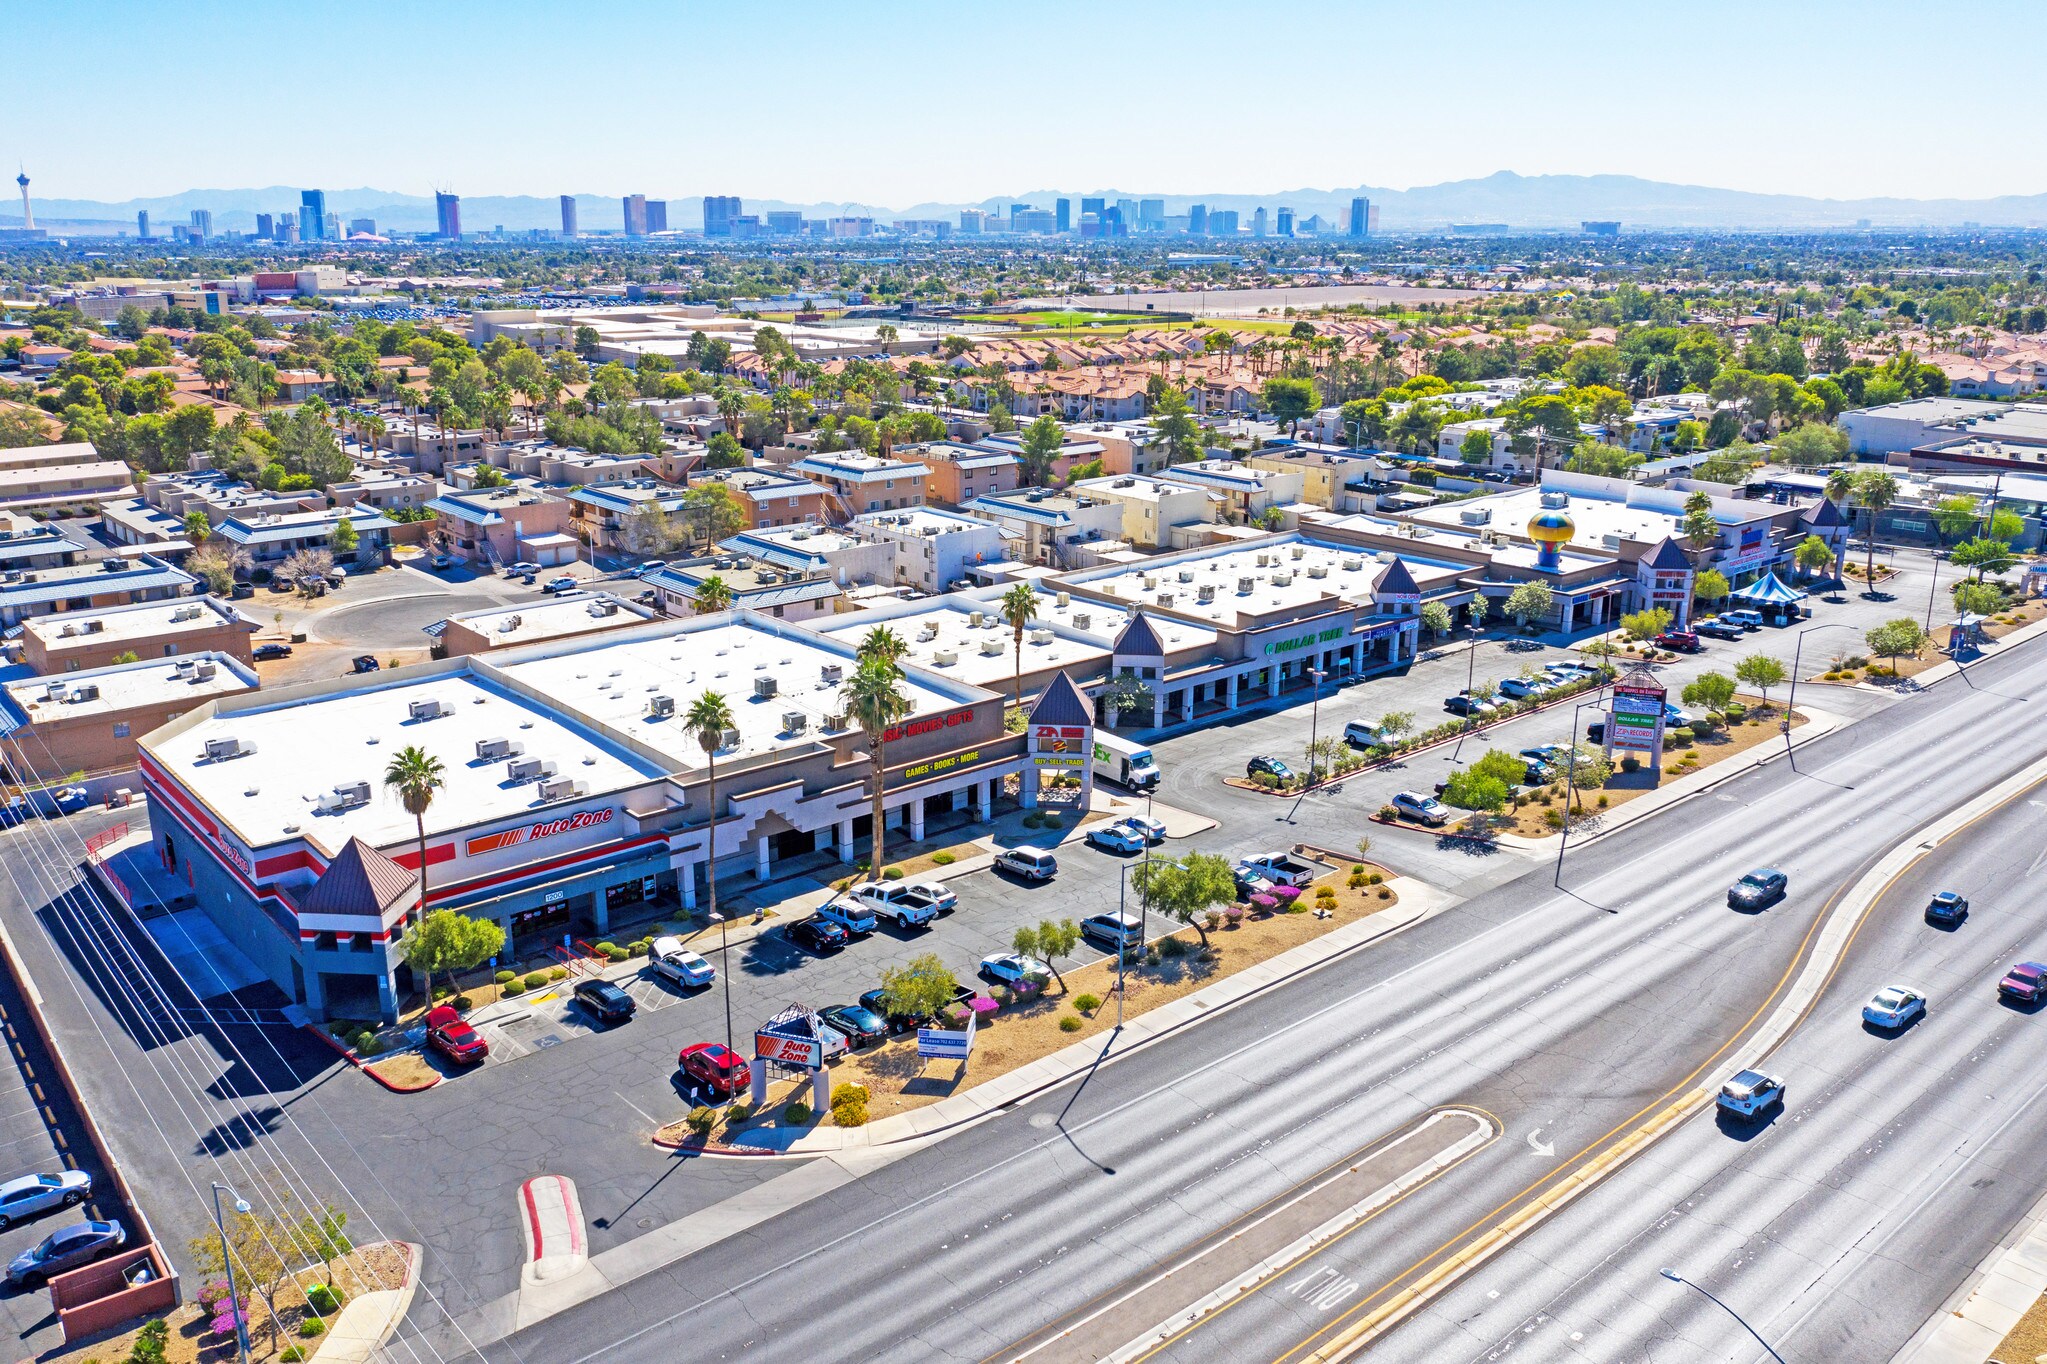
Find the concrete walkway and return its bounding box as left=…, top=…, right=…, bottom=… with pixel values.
left=310, top=1241, right=420, bottom=1364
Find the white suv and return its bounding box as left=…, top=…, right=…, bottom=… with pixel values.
left=815, top=898, right=878, bottom=936
left=1392, top=791, right=1450, bottom=826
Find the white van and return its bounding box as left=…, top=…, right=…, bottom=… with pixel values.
left=1091, top=733, right=1161, bottom=791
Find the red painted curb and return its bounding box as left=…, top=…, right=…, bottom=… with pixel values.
left=305, top=1025, right=441, bottom=1093
left=651, top=1129, right=800, bottom=1155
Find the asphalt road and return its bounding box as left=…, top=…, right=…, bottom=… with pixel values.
left=427, top=593, right=2047, bottom=1364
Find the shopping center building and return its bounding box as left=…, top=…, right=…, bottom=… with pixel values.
left=137, top=612, right=1027, bottom=1022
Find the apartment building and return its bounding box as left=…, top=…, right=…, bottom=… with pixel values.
left=790, top=452, right=930, bottom=516
left=21, top=597, right=257, bottom=673
left=847, top=507, right=1008, bottom=593
left=2, top=653, right=259, bottom=781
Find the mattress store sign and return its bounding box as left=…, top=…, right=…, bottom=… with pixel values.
left=884, top=706, right=976, bottom=744
left=465, top=807, right=614, bottom=858
left=1261, top=624, right=1346, bottom=657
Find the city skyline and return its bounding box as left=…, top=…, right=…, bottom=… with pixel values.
left=11, top=0, right=2042, bottom=206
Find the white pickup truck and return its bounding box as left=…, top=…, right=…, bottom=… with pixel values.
left=1234, top=852, right=1319, bottom=888
left=846, top=881, right=940, bottom=929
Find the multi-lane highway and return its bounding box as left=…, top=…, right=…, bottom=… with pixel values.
left=423, top=638, right=2047, bottom=1364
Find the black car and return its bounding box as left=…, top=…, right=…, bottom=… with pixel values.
left=254, top=642, right=293, bottom=661
left=819, top=1004, right=889, bottom=1049
left=857, top=989, right=928, bottom=1036
left=572, top=979, right=636, bottom=1024
left=1926, top=890, right=1969, bottom=926
left=1728, top=869, right=1788, bottom=911
left=1247, top=755, right=1293, bottom=782
left=787, top=918, right=850, bottom=953
left=7, top=1219, right=125, bottom=1287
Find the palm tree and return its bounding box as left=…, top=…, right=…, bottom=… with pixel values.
left=694, top=574, right=734, bottom=615
left=844, top=658, right=912, bottom=876
left=1000, top=583, right=1037, bottom=708
left=1824, top=467, right=1857, bottom=505
left=856, top=625, right=906, bottom=669
left=382, top=746, right=445, bottom=930
left=684, top=691, right=734, bottom=931
left=1853, top=470, right=1900, bottom=587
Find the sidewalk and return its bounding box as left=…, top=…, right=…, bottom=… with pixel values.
left=704, top=874, right=1452, bottom=1156
left=1892, top=1187, right=2047, bottom=1363
left=309, top=1242, right=420, bottom=1364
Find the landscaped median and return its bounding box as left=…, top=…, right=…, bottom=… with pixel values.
left=654, top=857, right=1405, bottom=1153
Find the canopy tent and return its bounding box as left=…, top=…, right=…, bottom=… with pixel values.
left=1731, top=570, right=1806, bottom=606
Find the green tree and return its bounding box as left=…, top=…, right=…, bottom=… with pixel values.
left=1931, top=495, right=1982, bottom=543
left=1853, top=470, right=1900, bottom=585
left=402, top=909, right=506, bottom=1004
left=705, top=431, right=744, bottom=467
left=1503, top=581, right=1552, bottom=628
left=1620, top=607, right=1672, bottom=640
left=1563, top=443, right=1645, bottom=478
left=693, top=574, right=734, bottom=615
left=1457, top=429, right=1493, bottom=463
left=1420, top=600, right=1454, bottom=638
left=618, top=499, right=677, bottom=559
left=1017, top=413, right=1066, bottom=486
left=1261, top=376, right=1317, bottom=434
left=1129, top=851, right=1237, bottom=948
left=1016, top=918, right=1081, bottom=989
left=1000, top=582, right=1037, bottom=708
left=1680, top=490, right=1719, bottom=543
left=1681, top=671, right=1737, bottom=712
left=330, top=515, right=359, bottom=556
left=182, top=508, right=212, bottom=543
left=1440, top=767, right=1509, bottom=824
left=1793, top=534, right=1836, bottom=580
left=1149, top=386, right=1202, bottom=464
left=1773, top=423, right=1849, bottom=468
left=382, top=746, right=445, bottom=930
left=1100, top=672, right=1156, bottom=724
left=1734, top=653, right=1786, bottom=705
left=1949, top=536, right=2016, bottom=581
left=685, top=691, right=735, bottom=933
left=1693, top=569, right=1731, bottom=607
left=880, top=953, right=960, bottom=1021
left=187, top=1203, right=288, bottom=1350
left=1561, top=742, right=1612, bottom=815
left=1952, top=579, right=2002, bottom=618
left=471, top=463, right=508, bottom=489
left=845, top=656, right=911, bottom=874
left=1376, top=710, right=1415, bottom=744
left=1470, top=748, right=1530, bottom=788
left=1865, top=617, right=1926, bottom=671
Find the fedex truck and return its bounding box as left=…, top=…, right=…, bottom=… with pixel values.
left=1091, top=733, right=1161, bottom=791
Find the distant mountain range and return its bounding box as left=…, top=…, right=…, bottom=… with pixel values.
left=8, top=172, right=2047, bottom=235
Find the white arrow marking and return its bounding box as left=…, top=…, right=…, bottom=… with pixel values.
left=1528, top=1126, right=1556, bottom=1158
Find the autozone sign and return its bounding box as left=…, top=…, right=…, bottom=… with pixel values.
left=755, top=1032, right=822, bottom=1068
left=465, top=807, right=614, bottom=857
left=885, top=707, right=976, bottom=743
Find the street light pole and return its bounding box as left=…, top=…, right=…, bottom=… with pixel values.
left=210, top=1182, right=252, bottom=1364
left=710, top=910, right=733, bottom=1056
left=1658, top=1268, right=1786, bottom=1363
left=1286, top=666, right=1327, bottom=824
left=1552, top=689, right=1610, bottom=888
left=1782, top=621, right=1858, bottom=771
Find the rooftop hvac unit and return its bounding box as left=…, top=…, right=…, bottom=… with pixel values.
left=1307, top=564, right=1328, bottom=579
left=1142, top=575, right=1157, bottom=590
left=1031, top=627, right=1054, bottom=645
left=1256, top=552, right=1271, bottom=568
left=721, top=726, right=741, bottom=749
left=1157, top=592, right=1174, bottom=607
left=1056, top=591, right=1070, bottom=606
left=1237, top=576, right=1255, bottom=595
left=1458, top=508, right=1493, bottom=526
left=476, top=736, right=523, bottom=760
left=171, top=605, right=203, bottom=622
left=1072, top=612, right=1092, bottom=629
left=81, top=618, right=105, bottom=633
left=193, top=660, right=217, bottom=680
left=1540, top=491, right=1570, bottom=509
left=57, top=623, right=76, bottom=637
left=1342, top=557, right=1363, bottom=571
left=933, top=648, right=958, bottom=666
left=174, top=658, right=198, bottom=674
left=498, top=614, right=523, bottom=632
left=315, top=780, right=372, bottom=813
left=507, top=756, right=555, bottom=782
left=1376, top=550, right=1396, bottom=563
left=979, top=638, right=1005, bottom=656
left=781, top=711, right=807, bottom=734
left=824, top=711, right=847, bottom=730
left=918, top=622, right=940, bottom=641
left=753, top=675, right=778, bottom=700
left=647, top=695, right=675, bottom=718
left=1291, top=545, right=1306, bottom=560
left=1197, top=585, right=1216, bottom=603
left=969, top=610, right=985, bottom=627
left=204, top=736, right=253, bottom=761
left=537, top=776, right=587, bottom=801
left=587, top=599, right=618, bottom=617
left=68, top=683, right=100, bottom=702
left=820, top=663, right=843, bottom=685
left=1177, top=569, right=1194, bottom=583
left=1272, top=571, right=1292, bottom=586
left=409, top=698, right=450, bottom=721
left=1114, top=477, right=1136, bottom=488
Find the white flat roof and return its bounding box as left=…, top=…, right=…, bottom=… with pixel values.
left=9, top=656, right=253, bottom=723
left=1074, top=540, right=1445, bottom=626
left=23, top=599, right=245, bottom=650
left=148, top=671, right=664, bottom=851
left=446, top=595, right=652, bottom=646
left=1404, top=488, right=1689, bottom=549
left=493, top=621, right=961, bottom=773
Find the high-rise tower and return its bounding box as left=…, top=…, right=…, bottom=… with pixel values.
left=15, top=171, right=30, bottom=231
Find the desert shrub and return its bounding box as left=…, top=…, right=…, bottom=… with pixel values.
left=452, top=994, right=473, bottom=1010
left=1157, top=935, right=1190, bottom=958
left=602, top=945, right=628, bottom=963
left=931, top=851, right=956, bottom=865
left=1073, top=992, right=1102, bottom=1013
left=1597, top=793, right=1610, bottom=808
left=1543, top=808, right=1565, bottom=829
left=1203, top=910, right=1224, bottom=931
left=494, top=970, right=516, bottom=985
left=300, top=1318, right=327, bottom=1338
left=784, top=1101, right=813, bottom=1125
left=1366, top=871, right=1383, bottom=885
left=351, top=1030, right=379, bottom=1055
left=548, top=966, right=569, bottom=980
left=1378, top=804, right=1400, bottom=821
left=595, top=941, right=617, bottom=955
left=628, top=940, right=650, bottom=957
left=281, top=1349, right=306, bottom=1362
left=524, top=972, right=550, bottom=989
left=431, top=983, right=452, bottom=1000
left=1022, top=812, right=1043, bottom=828
left=685, top=1107, right=716, bottom=1135
left=884, top=867, right=904, bottom=880
left=1224, top=904, right=1246, bottom=927
left=304, top=1284, right=342, bottom=1315
left=1042, top=813, right=1063, bottom=828
left=1376, top=886, right=1393, bottom=899
left=726, top=1102, right=752, bottom=1122
left=501, top=978, right=526, bottom=996
left=1058, top=1016, right=1084, bottom=1033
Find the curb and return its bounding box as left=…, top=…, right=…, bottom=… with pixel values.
left=308, top=1026, right=440, bottom=1094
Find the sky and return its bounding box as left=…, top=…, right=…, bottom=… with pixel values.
left=12, top=0, right=2042, bottom=207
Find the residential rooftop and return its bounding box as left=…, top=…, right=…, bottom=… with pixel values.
left=432, top=593, right=656, bottom=648
left=22, top=597, right=251, bottom=651
left=1068, top=538, right=1447, bottom=627
left=4, top=653, right=256, bottom=728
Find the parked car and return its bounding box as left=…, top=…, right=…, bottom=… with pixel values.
left=979, top=953, right=1052, bottom=988
left=1715, top=1070, right=1784, bottom=1119
left=1586, top=721, right=1607, bottom=745
left=1497, top=676, right=1553, bottom=700
left=1721, top=609, right=1765, bottom=631
left=7, top=1219, right=125, bottom=1287
left=1926, top=891, right=1969, bottom=926
left=677, top=1042, right=749, bottom=1098
left=1728, top=868, right=1788, bottom=911
left=1862, top=985, right=1927, bottom=1030
left=430, top=554, right=456, bottom=570
left=1520, top=744, right=1569, bottom=764
left=1694, top=617, right=1746, bottom=641
left=1344, top=720, right=1393, bottom=748
left=506, top=560, right=541, bottom=576
left=1079, top=912, right=1145, bottom=950
left=0, top=1172, right=91, bottom=1231
left=424, top=1005, right=489, bottom=1065
left=1119, top=814, right=1167, bottom=844
left=787, top=918, right=851, bottom=953
left=253, top=642, right=293, bottom=661
left=1663, top=703, right=1695, bottom=727
left=1086, top=823, right=1148, bottom=854
left=1999, top=961, right=2047, bottom=1003
left=1655, top=630, right=1702, bottom=653
left=1392, top=791, right=1450, bottom=826
left=857, top=988, right=929, bottom=1036
left=994, top=848, right=1057, bottom=881
left=1246, top=755, right=1294, bottom=782
left=819, top=1004, right=890, bottom=1049
left=1443, top=693, right=1499, bottom=717
left=815, top=898, right=879, bottom=937
left=543, top=575, right=579, bottom=594
left=647, top=936, right=715, bottom=988
left=350, top=655, right=381, bottom=673
left=847, top=882, right=938, bottom=928
left=1236, top=852, right=1318, bottom=887
left=572, top=979, right=636, bottom=1024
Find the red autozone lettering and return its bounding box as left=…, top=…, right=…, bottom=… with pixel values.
left=885, top=707, right=975, bottom=743
left=466, top=807, right=614, bottom=857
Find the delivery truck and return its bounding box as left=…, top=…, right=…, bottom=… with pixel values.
left=1091, top=733, right=1161, bottom=791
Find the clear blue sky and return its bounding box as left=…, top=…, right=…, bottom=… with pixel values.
left=15, top=0, right=2038, bottom=205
